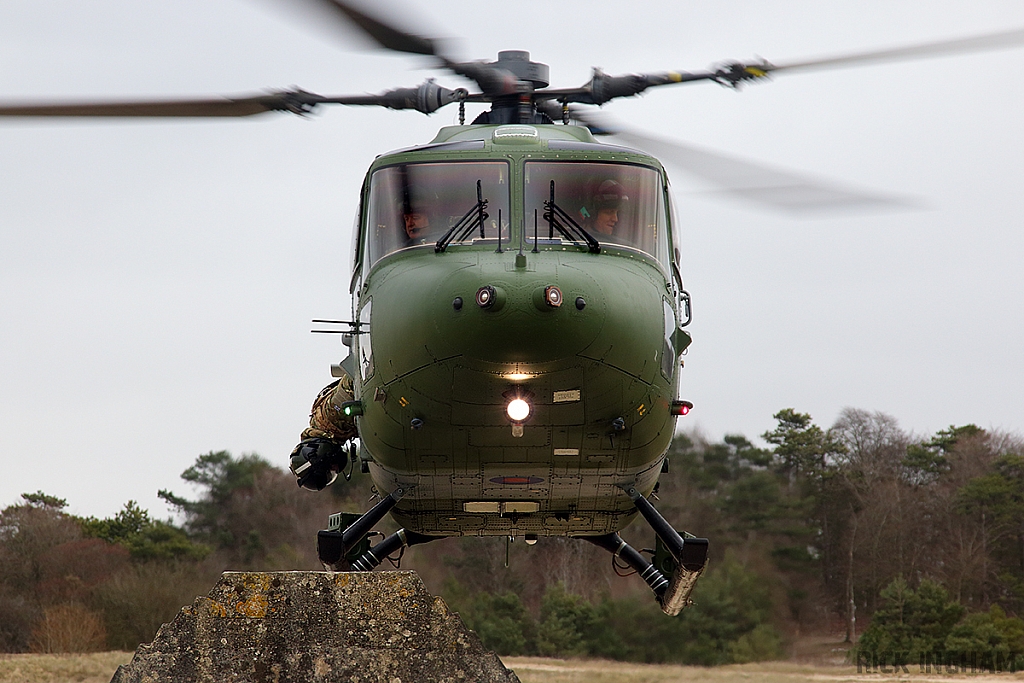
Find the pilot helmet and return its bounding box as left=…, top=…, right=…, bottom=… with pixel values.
left=401, top=191, right=441, bottom=218
left=594, top=179, right=628, bottom=210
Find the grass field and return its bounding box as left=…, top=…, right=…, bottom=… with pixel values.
left=3, top=652, right=1024, bottom=683
left=0, top=652, right=132, bottom=683
left=505, top=657, right=1024, bottom=682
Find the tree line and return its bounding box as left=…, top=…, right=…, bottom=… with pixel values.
left=1, top=408, right=1022, bottom=664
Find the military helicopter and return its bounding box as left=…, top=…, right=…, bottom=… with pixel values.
left=5, top=1, right=1024, bottom=616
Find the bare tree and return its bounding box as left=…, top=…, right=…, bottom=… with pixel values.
left=829, top=408, right=910, bottom=642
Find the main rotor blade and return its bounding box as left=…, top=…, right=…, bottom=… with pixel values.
left=304, top=0, right=518, bottom=97
left=0, top=92, right=321, bottom=118
left=563, top=109, right=912, bottom=215
left=621, top=129, right=912, bottom=215
left=541, top=70, right=718, bottom=106
left=307, top=0, right=439, bottom=56
left=0, top=82, right=466, bottom=118
left=768, top=26, right=1024, bottom=74
left=541, top=25, right=1024, bottom=105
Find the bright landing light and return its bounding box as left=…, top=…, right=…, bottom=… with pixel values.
left=506, top=398, right=531, bottom=421
left=503, top=372, right=533, bottom=381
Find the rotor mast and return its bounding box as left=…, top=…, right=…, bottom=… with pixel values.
left=471, top=50, right=552, bottom=125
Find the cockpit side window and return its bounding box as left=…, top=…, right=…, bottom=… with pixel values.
left=667, top=188, right=683, bottom=275
left=364, top=161, right=510, bottom=267
left=524, top=161, right=669, bottom=269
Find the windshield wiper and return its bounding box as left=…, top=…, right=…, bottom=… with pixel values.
left=435, top=179, right=489, bottom=253
left=542, top=180, right=601, bottom=254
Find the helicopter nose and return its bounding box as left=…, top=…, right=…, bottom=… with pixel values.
left=437, top=262, right=606, bottom=364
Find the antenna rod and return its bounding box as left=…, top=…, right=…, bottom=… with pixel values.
left=312, top=319, right=362, bottom=326
left=495, top=208, right=503, bottom=253
left=518, top=210, right=525, bottom=256
left=532, top=208, right=539, bottom=253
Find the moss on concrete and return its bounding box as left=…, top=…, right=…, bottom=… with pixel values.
left=110, top=571, right=519, bottom=683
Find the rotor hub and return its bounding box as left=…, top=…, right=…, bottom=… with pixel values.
left=490, top=51, right=549, bottom=89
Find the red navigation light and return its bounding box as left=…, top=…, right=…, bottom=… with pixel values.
left=670, top=400, right=693, bottom=416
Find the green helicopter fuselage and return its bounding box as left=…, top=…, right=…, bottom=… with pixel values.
left=346, top=123, right=691, bottom=537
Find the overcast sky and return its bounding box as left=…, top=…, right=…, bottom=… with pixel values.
left=2, top=0, right=1024, bottom=520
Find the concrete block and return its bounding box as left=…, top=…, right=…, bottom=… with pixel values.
left=110, top=571, right=520, bottom=683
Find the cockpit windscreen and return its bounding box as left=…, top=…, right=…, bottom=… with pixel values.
left=524, top=161, right=669, bottom=268
left=365, top=161, right=510, bottom=266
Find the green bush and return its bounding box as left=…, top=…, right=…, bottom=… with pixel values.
left=730, top=623, right=786, bottom=663
left=454, top=557, right=786, bottom=665
left=81, top=501, right=208, bottom=562
left=472, top=591, right=536, bottom=656
left=857, top=577, right=965, bottom=658
left=443, top=580, right=536, bottom=656
left=944, top=604, right=1024, bottom=669
left=858, top=576, right=1024, bottom=670
left=536, top=583, right=619, bottom=658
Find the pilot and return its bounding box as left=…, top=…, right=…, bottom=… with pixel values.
left=403, top=208, right=431, bottom=244
left=586, top=179, right=628, bottom=236
left=401, top=196, right=440, bottom=247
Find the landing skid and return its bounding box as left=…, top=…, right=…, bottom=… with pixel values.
left=625, top=483, right=709, bottom=615
left=316, top=484, right=708, bottom=616
left=317, top=487, right=443, bottom=572
left=579, top=487, right=708, bottom=616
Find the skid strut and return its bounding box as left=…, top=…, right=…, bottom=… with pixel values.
left=622, top=484, right=710, bottom=616
left=581, top=533, right=669, bottom=596
left=349, top=528, right=439, bottom=571
left=317, top=487, right=406, bottom=571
